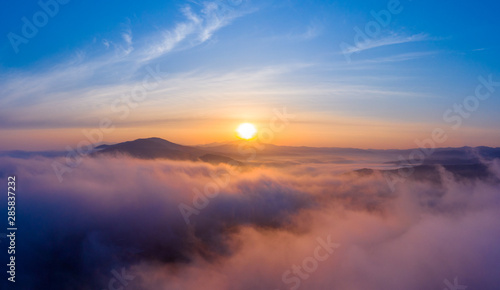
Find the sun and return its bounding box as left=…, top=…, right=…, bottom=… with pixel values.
left=236, top=123, right=257, bottom=140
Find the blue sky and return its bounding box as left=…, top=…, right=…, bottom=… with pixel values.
left=1, top=0, right=500, bottom=149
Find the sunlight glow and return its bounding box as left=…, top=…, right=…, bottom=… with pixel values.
left=236, top=123, right=257, bottom=140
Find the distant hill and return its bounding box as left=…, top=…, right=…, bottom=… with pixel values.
left=349, top=163, right=498, bottom=184
left=197, top=140, right=374, bottom=157
left=1, top=138, right=499, bottom=169
left=197, top=141, right=500, bottom=165
left=92, top=137, right=242, bottom=165
left=381, top=146, right=500, bottom=166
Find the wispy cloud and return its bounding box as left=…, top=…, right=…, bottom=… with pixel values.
left=144, top=1, right=252, bottom=60
left=267, top=21, right=323, bottom=42
left=0, top=61, right=431, bottom=130
left=360, top=51, right=439, bottom=64
left=0, top=1, right=255, bottom=113
left=344, top=33, right=430, bottom=54
left=102, top=39, right=110, bottom=49
left=96, top=26, right=133, bottom=56
left=121, top=28, right=134, bottom=55
left=289, top=22, right=322, bottom=41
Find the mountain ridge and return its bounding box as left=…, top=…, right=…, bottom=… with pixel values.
left=92, top=137, right=243, bottom=165
left=2, top=137, right=500, bottom=166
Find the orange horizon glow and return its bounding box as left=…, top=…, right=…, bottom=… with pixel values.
left=2, top=119, right=500, bottom=151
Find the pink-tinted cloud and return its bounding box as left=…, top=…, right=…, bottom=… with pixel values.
left=0, top=155, right=499, bottom=289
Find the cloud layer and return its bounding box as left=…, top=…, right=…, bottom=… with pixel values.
left=1, top=155, right=500, bottom=289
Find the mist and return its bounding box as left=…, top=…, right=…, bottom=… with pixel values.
left=0, top=156, right=499, bottom=289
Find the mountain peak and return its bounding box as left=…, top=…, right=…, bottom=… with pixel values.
left=92, top=137, right=242, bottom=165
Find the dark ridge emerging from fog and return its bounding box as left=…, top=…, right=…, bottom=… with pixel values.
left=91, top=138, right=500, bottom=185
left=351, top=163, right=500, bottom=185
left=2, top=137, right=500, bottom=166
left=92, top=137, right=242, bottom=165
